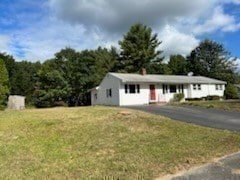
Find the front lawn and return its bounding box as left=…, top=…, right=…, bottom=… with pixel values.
left=179, top=100, right=240, bottom=112
left=1, top=106, right=240, bottom=179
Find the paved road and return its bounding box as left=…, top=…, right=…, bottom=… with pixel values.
left=126, top=105, right=240, bottom=131
left=160, top=152, right=240, bottom=180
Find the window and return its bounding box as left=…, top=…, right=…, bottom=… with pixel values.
left=106, top=89, right=112, bottom=98
left=109, top=89, right=112, bottom=97
left=193, top=84, right=197, bottom=90
left=198, top=84, right=201, bottom=90
left=216, top=84, right=223, bottom=91
left=137, top=84, right=140, bottom=93
left=94, top=93, right=97, bottom=100
left=170, top=85, right=177, bottom=93
left=163, top=84, right=168, bottom=94
left=125, top=84, right=140, bottom=94
left=219, top=85, right=223, bottom=90
left=193, top=84, right=201, bottom=90
left=178, top=85, right=184, bottom=93
left=125, top=84, right=128, bottom=93
left=129, top=84, right=136, bottom=94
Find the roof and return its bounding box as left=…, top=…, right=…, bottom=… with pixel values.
left=88, top=86, right=99, bottom=92
left=109, top=73, right=227, bottom=84
left=235, top=84, right=240, bottom=88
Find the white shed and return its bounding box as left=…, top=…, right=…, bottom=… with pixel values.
left=8, top=95, right=25, bottom=110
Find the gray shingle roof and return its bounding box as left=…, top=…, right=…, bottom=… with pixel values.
left=109, top=73, right=227, bottom=84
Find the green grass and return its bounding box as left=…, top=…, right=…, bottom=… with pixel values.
left=178, top=100, right=240, bottom=111
left=1, top=106, right=240, bottom=179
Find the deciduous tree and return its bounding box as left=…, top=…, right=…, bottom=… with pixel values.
left=187, top=39, right=237, bottom=83
left=168, top=54, right=187, bottom=75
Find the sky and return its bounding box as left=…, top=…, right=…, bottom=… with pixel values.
left=0, top=0, right=240, bottom=65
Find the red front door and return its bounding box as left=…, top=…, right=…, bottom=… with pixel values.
left=150, top=85, right=156, bottom=101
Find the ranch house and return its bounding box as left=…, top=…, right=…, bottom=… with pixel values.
left=90, top=70, right=226, bottom=106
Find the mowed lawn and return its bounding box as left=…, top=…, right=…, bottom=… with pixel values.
left=1, top=107, right=240, bottom=179
left=180, top=100, right=240, bottom=112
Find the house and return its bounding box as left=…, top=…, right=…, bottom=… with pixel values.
left=90, top=70, right=227, bottom=106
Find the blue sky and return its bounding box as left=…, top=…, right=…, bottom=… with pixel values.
left=0, top=0, right=240, bottom=65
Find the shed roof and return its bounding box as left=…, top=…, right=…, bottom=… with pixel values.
left=109, top=73, right=227, bottom=84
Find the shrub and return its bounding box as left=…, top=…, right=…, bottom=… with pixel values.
left=185, top=98, right=204, bottom=101
left=173, top=93, right=185, bottom=102
left=206, top=95, right=221, bottom=101
left=224, top=84, right=238, bottom=99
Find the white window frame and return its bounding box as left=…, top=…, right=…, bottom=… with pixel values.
left=219, top=85, right=223, bottom=90
left=198, top=84, right=201, bottom=90
left=193, top=84, right=197, bottom=90
left=125, top=84, right=140, bottom=94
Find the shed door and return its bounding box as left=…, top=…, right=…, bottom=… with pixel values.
left=150, top=85, right=156, bottom=101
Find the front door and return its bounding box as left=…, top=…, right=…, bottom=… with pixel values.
left=150, top=85, right=156, bottom=101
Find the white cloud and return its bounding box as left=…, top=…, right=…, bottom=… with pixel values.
left=221, top=0, right=240, bottom=4
left=49, top=0, right=218, bottom=33
left=8, top=18, right=87, bottom=61
left=158, top=25, right=199, bottom=59
left=237, top=58, right=240, bottom=71
left=46, top=0, right=240, bottom=61
left=2, top=0, right=240, bottom=61
left=193, top=6, right=240, bottom=34
left=0, top=35, right=10, bottom=52
left=8, top=17, right=122, bottom=61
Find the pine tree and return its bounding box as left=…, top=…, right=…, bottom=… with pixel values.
left=0, top=59, right=9, bottom=109
left=118, top=23, right=163, bottom=73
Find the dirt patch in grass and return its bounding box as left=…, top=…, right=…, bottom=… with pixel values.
left=1, top=106, right=240, bottom=179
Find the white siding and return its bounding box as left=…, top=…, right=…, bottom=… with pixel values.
left=119, top=83, right=189, bottom=105
left=208, top=84, right=225, bottom=97
left=157, top=84, right=188, bottom=102
left=91, top=74, right=120, bottom=106
left=91, top=89, right=98, bottom=105
left=119, top=83, right=149, bottom=106
left=189, top=84, right=225, bottom=98
left=91, top=73, right=226, bottom=106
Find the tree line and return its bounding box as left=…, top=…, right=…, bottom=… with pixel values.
left=0, top=23, right=239, bottom=109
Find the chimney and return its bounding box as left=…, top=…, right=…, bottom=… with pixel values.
left=187, top=72, right=194, bottom=76
left=140, top=68, right=147, bottom=75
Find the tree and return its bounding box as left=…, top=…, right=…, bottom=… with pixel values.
left=187, top=39, right=237, bottom=83
left=53, top=47, right=95, bottom=106
left=224, top=84, right=239, bottom=99
left=168, top=55, right=187, bottom=75
left=93, top=46, right=118, bottom=83
left=33, top=60, right=71, bottom=107
left=32, top=47, right=117, bottom=107
left=118, top=23, right=163, bottom=73
left=0, top=59, right=9, bottom=109
left=0, top=53, right=15, bottom=91
left=10, top=61, right=41, bottom=104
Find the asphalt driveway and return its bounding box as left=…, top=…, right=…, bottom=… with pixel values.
left=126, top=105, right=240, bottom=131
left=160, top=152, right=240, bottom=180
